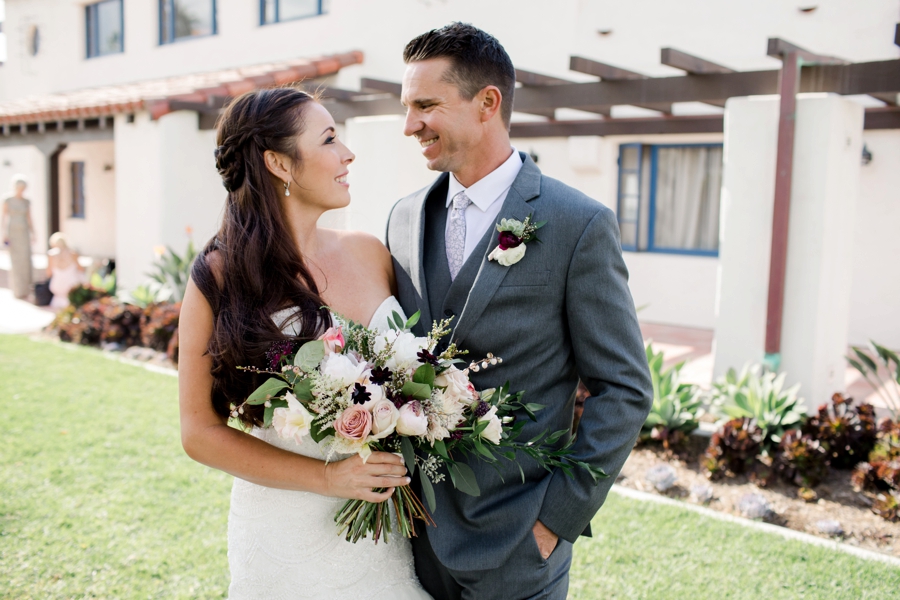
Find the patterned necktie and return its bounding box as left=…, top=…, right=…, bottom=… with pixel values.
left=446, top=191, right=472, bottom=281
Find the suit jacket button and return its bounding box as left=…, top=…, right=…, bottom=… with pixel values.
left=444, top=309, right=454, bottom=317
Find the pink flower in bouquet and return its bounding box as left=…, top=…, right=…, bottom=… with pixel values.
left=370, top=399, right=400, bottom=439
left=434, top=366, right=476, bottom=406
left=272, top=392, right=314, bottom=444
left=319, top=326, right=345, bottom=354
left=396, top=401, right=428, bottom=436
left=334, top=404, right=372, bottom=441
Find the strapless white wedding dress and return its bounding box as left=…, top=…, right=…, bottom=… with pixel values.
left=227, top=296, right=431, bottom=599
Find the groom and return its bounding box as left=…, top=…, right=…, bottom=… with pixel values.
left=386, top=23, right=653, bottom=599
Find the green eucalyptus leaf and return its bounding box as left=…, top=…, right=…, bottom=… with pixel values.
left=294, top=340, right=325, bottom=371
left=400, top=436, right=416, bottom=478
left=247, top=378, right=288, bottom=405
left=419, top=470, right=436, bottom=512
left=449, top=462, right=480, bottom=496
left=413, top=364, right=436, bottom=386
left=401, top=381, right=432, bottom=400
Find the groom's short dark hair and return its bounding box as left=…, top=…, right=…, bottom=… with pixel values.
left=403, top=22, right=516, bottom=127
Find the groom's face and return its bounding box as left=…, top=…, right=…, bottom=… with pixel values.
left=401, top=58, right=483, bottom=174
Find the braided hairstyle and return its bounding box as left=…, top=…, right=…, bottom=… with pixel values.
left=193, top=87, right=329, bottom=426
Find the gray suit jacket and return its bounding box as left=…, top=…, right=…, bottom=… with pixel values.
left=386, top=154, right=652, bottom=571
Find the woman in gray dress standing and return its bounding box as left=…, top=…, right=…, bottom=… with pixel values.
left=2, top=175, right=36, bottom=299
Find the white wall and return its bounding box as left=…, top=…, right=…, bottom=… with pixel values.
left=849, top=130, right=900, bottom=349
left=0, top=144, right=47, bottom=253
left=1, top=0, right=898, bottom=100
left=58, top=140, right=116, bottom=258
left=715, top=94, right=864, bottom=405
left=114, top=110, right=223, bottom=291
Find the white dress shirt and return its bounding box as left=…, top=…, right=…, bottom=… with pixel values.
left=445, top=147, right=524, bottom=264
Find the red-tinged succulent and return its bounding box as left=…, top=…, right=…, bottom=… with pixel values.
left=775, top=429, right=829, bottom=488
left=140, top=302, right=182, bottom=355
left=872, top=492, right=900, bottom=522
left=703, top=418, right=764, bottom=480
left=802, top=393, right=877, bottom=469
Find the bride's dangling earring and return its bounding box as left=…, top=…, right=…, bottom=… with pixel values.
left=283, top=180, right=291, bottom=196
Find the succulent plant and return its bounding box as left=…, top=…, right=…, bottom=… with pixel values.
left=703, top=418, right=764, bottom=480
left=775, top=429, right=829, bottom=488
left=640, top=343, right=704, bottom=451
left=872, top=492, right=900, bottom=522
left=710, top=364, right=806, bottom=454
left=148, top=240, right=197, bottom=303
left=802, top=393, right=877, bottom=469
left=847, top=341, right=900, bottom=420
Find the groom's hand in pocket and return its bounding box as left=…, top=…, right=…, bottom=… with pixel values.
left=532, top=519, right=559, bottom=560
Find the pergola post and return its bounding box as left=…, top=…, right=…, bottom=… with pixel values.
left=763, top=52, right=801, bottom=370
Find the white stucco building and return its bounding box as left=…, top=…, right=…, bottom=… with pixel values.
left=0, top=0, right=897, bottom=402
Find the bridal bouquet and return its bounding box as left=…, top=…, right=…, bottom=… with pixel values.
left=233, top=312, right=605, bottom=544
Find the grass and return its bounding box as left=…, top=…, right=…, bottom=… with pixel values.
left=1, top=335, right=899, bottom=599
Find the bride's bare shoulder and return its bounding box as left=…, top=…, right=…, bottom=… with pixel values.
left=321, top=229, right=393, bottom=277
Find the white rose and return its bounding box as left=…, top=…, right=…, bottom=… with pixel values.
left=488, top=244, right=527, bottom=266
left=369, top=399, right=400, bottom=439
left=320, top=352, right=369, bottom=388
left=396, top=401, right=428, bottom=437
left=434, top=366, right=475, bottom=406
left=478, top=406, right=503, bottom=445
left=272, top=392, right=314, bottom=444
left=373, top=330, right=429, bottom=373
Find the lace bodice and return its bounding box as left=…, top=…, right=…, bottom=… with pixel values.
left=227, top=297, right=430, bottom=599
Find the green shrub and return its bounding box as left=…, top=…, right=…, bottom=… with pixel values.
left=641, top=343, right=704, bottom=450
left=710, top=364, right=806, bottom=454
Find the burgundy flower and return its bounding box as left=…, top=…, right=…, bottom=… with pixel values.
left=351, top=382, right=371, bottom=405
left=417, top=349, right=439, bottom=366
left=497, top=231, right=523, bottom=250
left=266, top=340, right=295, bottom=370
left=370, top=366, right=392, bottom=385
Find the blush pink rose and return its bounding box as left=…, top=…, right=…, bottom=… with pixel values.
left=334, top=404, right=372, bottom=441
left=319, top=326, right=345, bottom=354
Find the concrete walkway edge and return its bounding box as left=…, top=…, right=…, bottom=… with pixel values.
left=611, top=484, right=900, bottom=568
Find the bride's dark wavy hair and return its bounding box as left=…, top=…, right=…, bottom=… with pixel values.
left=192, top=87, right=329, bottom=427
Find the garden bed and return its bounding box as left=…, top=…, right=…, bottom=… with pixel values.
left=618, top=435, right=900, bottom=558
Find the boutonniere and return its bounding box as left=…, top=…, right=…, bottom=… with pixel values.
left=487, top=215, right=546, bottom=266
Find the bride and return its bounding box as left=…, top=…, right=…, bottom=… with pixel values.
left=178, top=87, right=431, bottom=599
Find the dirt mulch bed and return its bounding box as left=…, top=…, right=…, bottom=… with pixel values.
left=617, top=436, right=900, bottom=558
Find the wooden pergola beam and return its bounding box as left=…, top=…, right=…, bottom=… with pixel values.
left=569, top=56, right=673, bottom=114
left=660, top=47, right=733, bottom=107
left=515, top=68, right=610, bottom=117
left=509, top=114, right=724, bottom=138
left=766, top=38, right=847, bottom=65
left=660, top=48, right=734, bottom=75
left=511, top=58, right=900, bottom=112
left=360, top=78, right=402, bottom=95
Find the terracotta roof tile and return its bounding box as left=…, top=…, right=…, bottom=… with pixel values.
left=0, top=50, right=364, bottom=125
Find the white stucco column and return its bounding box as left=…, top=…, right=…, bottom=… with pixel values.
left=714, top=94, right=864, bottom=405
left=341, top=115, right=436, bottom=241
left=114, top=110, right=223, bottom=291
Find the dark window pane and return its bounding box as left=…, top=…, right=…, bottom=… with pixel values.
left=618, top=221, right=637, bottom=249
left=71, top=162, right=86, bottom=219
left=96, top=0, right=123, bottom=55
left=652, top=146, right=723, bottom=252
left=261, top=0, right=277, bottom=24
left=173, top=0, right=214, bottom=38
left=278, top=0, right=320, bottom=20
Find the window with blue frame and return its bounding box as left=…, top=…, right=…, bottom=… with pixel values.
left=261, top=0, right=328, bottom=25
left=616, top=143, right=723, bottom=256
left=159, top=0, right=216, bottom=44
left=86, top=0, right=124, bottom=58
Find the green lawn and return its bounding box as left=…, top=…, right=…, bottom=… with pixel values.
left=1, top=335, right=899, bottom=599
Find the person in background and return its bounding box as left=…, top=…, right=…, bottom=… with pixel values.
left=46, top=232, right=84, bottom=309
left=2, top=175, right=36, bottom=300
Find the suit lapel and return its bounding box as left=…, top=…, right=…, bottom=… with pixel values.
left=409, top=173, right=449, bottom=330
left=450, top=154, right=542, bottom=346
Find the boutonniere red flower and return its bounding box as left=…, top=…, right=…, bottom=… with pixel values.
left=487, top=215, right=546, bottom=266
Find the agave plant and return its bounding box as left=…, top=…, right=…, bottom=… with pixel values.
left=847, top=341, right=900, bottom=420
left=710, top=364, right=806, bottom=454
left=640, top=343, right=704, bottom=450
left=147, top=240, right=197, bottom=303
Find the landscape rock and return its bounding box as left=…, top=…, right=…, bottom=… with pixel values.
left=690, top=483, right=714, bottom=504
left=815, top=519, right=844, bottom=536
left=645, top=464, right=678, bottom=492
left=738, top=493, right=770, bottom=519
